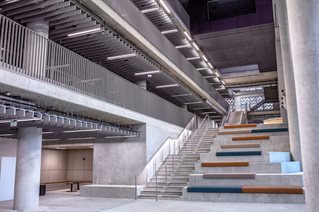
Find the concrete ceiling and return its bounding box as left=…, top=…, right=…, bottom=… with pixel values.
left=194, top=23, right=276, bottom=73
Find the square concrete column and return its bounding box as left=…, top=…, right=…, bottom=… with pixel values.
left=286, top=1, right=319, bottom=211
left=13, top=127, right=42, bottom=211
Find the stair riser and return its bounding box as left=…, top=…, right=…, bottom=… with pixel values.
left=195, top=162, right=300, bottom=174
left=188, top=174, right=303, bottom=187
left=182, top=192, right=305, bottom=203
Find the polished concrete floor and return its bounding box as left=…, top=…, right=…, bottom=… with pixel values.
left=0, top=190, right=306, bottom=212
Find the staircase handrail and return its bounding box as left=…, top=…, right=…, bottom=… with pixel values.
left=192, top=115, right=213, bottom=153
left=141, top=115, right=198, bottom=182
left=221, top=103, right=234, bottom=126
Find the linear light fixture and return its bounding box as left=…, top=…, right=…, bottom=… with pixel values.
left=161, top=29, right=178, bottom=34
left=105, top=135, right=137, bottom=138
left=62, top=129, right=101, bottom=133
left=192, top=42, right=200, bottom=51
left=0, top=134, right=14, bottom=137
left=176, top=44, right=191, bottom=49
left=207, top=68, right=214, bottom=74
left=202, top=55, right=208, bottom=62
left=184, top=101, right=202, bottom=105
left=221, top=80, right=226, bottom=85
left=201, top=112, right=216, bottom=114
left=184, top=31, right=192, bottom=41
left=171, top=93, right=192, bottom=97
left=159, top=0, right=171, bottom=13
left=186, top=56, right=200, bottom=61
left=43, top=139, right=61, bottom=142
left=107, top=53, right=137, bottom=60
left=67, top=137, right=96, bottom=141
left=156, top=84, right=179, bottom=89
left=68, top=27, right=102, bottom=37
left=215, top=70, right=220, bottom=78
left=192, top=107, right=211, bottom=110
left=141, top=7, right=159, bottom=13
left=134, top=70, right=160, bottom=76
left=208, top=62, right=213, bottom=69
left=196, top=67, right=208, bottom=71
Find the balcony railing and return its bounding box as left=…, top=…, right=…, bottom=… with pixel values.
left=0, top=14, right=191, bottom=126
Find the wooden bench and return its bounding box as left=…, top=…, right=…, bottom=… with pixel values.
left=232, top=135, right=270, bottom=141
left=40, top=180, right=92, bottom=194
left=218, top=130, right=251, bottom=135
left=242, top=186, right=304, bottom=194
left=224, top=124, right=257, bottom=129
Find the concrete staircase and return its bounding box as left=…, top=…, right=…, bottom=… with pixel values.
left=182, top=124, right=305, bottom=203
left=138, top=128, right=217, bottom=199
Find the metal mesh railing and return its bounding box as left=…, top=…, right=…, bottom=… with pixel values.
left=0, top=15, right=190, bottom=125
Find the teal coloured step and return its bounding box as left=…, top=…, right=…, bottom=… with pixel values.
left=187, top=186, right=242, bottom=193
left=251, top=128, right=288, bottom=133
left=216, top=151, right=262, bottom=157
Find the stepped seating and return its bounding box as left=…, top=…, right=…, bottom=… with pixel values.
left=182, top=123, right=304, bottom=203
left=224, top=124, right=257, bottom=129
left=232, top=135, right=270, bottom=141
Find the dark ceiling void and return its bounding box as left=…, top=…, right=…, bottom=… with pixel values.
left=186, top=0, right=273, bottom=35
left=207, top=0, right=256, bottom=21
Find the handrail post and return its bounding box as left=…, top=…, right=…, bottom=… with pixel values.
left=155, top=173, right=158, bottom=202
left=165, top=162, right=168, bottom=186
left=135, top=175, right=137, bottom=200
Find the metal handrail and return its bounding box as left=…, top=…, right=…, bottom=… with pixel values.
left=142, top=116, right=198, bottom=183
left=221, top=103, right=234, bottom=126
left=192, top=115, right=211, bottom=153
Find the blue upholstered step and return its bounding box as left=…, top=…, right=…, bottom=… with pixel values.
left=187, top=186, right=242, bottom=193
left=216, top=151, right=262, bottom=157
left=251, top=128, right=288, bottom=133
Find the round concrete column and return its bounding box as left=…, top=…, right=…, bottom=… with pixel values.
left=286, top=1, right=319, bottom=211
left=137, top=80, right=147, bottom=90
left=13, top=127, right=42, bottom=211
left=275, top=0, right=302, bottom=163
left=24, top=20, right=49, bottom=79
left=27, top=20, right=49, bottom=39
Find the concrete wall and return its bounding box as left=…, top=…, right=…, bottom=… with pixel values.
left=93, top=121, right=184, bottom=185
left=146, top=122, right=183, bottom=161
left=93, top=125, right=146, bottom=185
left=0, top=138, right=17, bottom=157
left=67, top=149, right=93, bottom=182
